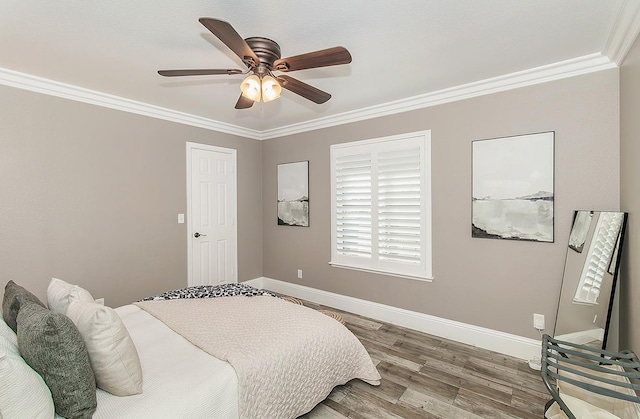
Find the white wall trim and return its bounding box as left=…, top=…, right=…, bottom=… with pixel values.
left=259, top=54, right=616, bottom=139
left=602, top=0, right=640, bottom=65
left=0, top=52, right=617, bottom=142
left=0, top=67, right=262, bottom=140
left=243, top=277, right=541, bottom=361
left=555, top=328, right=605, bottom=346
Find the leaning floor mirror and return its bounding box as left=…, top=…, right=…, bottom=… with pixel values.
left=553, top=210, right=628, bottom=350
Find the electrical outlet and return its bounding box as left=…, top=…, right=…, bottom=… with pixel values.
left=297, top=269, right=303, bottom=279
left=533, top=313, right=545, bottom=330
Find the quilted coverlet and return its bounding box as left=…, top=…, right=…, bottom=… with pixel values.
left=134, top=296, right=380, bottom=419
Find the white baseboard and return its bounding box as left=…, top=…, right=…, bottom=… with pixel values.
left=243, top=277, right=541, bottom=361
left=555, top=328, right=605, bottom=346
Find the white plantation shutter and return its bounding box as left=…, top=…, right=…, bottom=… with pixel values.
left=574, top=212, right=623, bottom=304
left=378, top=148, right=422, bottom=265
left=330, top=131, right=432, bottom=280
left=335, top=153, right=372, bottom=259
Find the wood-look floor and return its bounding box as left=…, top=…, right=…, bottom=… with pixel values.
left=294, top=299, right=550, bottom=419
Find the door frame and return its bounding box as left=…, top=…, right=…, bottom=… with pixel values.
left=186, top=142, right=238, bottom=286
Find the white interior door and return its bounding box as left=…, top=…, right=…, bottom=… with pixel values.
left=187, top=143, right=237, bottom=286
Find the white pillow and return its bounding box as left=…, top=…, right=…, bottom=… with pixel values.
left=0, top=335, right=55, bottom=419
left=0, top=317, right=17, bottom=347
left=65, top=298, right=143, bottom=396
left=46, top=278, right=94, bottom=314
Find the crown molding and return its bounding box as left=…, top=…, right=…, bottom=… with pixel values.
left=0, top=52, right=618, bottom=141
left=0, top=68, right=263, bottom=140
left=260, top=53, right=616, bottom=139
left=602, top=0, right=640, bottom=65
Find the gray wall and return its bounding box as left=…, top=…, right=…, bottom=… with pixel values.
left=620, top=33, right=640, bottom=354
left=263, top=69, right=620, bottom=339
left=0, top=85, right=263, bottom=308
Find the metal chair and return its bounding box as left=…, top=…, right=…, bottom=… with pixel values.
left=541, top=334, right=640, bottom=419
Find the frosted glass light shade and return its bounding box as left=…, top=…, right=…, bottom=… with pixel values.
left=261, top=75, right=282, bottom=102
left=240, top=74, right=261, bottom=101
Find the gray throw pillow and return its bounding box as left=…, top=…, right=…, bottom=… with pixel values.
left=2, top=280, right=46, bottom=332
left=17, top=299, right=97, bottom=419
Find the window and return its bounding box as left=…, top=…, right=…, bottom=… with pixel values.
left=330, top=131, right=432, bottom=280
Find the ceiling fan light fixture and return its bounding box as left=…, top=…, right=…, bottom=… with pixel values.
left=159, top=18, right=351, bottom=109
left=261, top=75, right=282, bottom=102
left=240, top=74, right=262, bottom=101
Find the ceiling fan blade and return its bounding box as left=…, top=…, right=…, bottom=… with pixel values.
left=235, top=94, right=254, bottom=109
left=277, top=75, right=331, bottom=104
left=158, top=69, right=244, bottom=77
left=199, top=18, right=260, bottom=67
left=274, top=47, right=352, bottom=72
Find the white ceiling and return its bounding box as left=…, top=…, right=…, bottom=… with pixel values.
left=1, top=1, right=639, bottom=139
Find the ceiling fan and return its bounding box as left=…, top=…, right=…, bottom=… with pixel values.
left=158, top=18, right=352, bottom=109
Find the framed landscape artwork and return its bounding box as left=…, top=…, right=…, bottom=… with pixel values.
left=472, top=132, right=554, bottom=242
left=277, top=161, right=309, bottom=227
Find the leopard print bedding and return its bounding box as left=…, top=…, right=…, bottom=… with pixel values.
left=140, top=283, right=277, bottom=301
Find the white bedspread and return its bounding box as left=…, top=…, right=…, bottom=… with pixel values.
left=135, top=296, right=381, bottom=419
left=90, top=305, right=238, bottom=419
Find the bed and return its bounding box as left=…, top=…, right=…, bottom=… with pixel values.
left=1, top=281, right=381, bottom=419
left=90, top=304, right=239, bottom=419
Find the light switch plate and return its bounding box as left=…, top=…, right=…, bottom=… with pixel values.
left=178, top=214, right=185, bottom=224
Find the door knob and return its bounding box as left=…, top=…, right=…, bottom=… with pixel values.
left=194, top=232, right=207, bottom=238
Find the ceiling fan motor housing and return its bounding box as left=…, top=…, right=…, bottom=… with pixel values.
left=245, top=37, right=282, bottom=72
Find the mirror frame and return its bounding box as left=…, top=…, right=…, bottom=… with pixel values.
left=553, top=211, right=628, bottom=350
left=602, top=213, right=628, bottom=349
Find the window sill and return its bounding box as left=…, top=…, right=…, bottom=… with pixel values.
left=328, top=261, right=433, bottom=282
left=572, top=298, right=599, bottom=306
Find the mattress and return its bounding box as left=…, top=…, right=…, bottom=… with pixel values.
left=70, top=304, right=239, bottom=419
